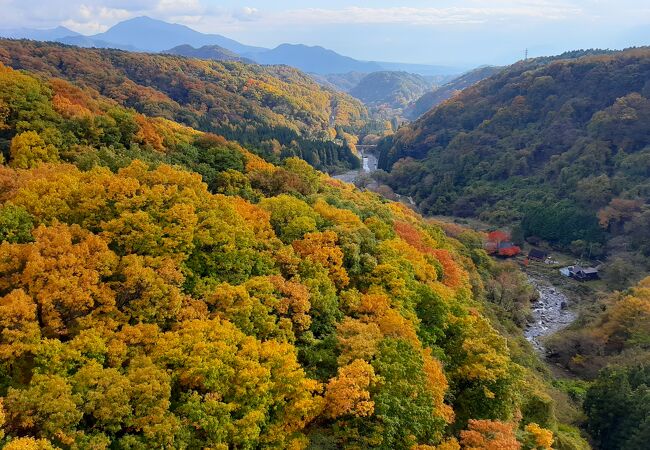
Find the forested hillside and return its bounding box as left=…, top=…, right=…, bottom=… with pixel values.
left=0, top=39, right=369, bottom=172
left=404, top=66, right=502, bottom=120
left=0, top=57, right=587, bottom=449
left=378, top=48, right=650, bottom=273
left=310, top=72, right=368, bottom=93
left=164, top=44, right=254, bottom=63
left=350, top=71, right=433, bottom=109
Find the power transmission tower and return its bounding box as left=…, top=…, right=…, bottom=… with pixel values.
left=525, top=48, right=528, bottom=61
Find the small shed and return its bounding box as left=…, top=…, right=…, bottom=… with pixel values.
left=559, top=265, right=599, bottom=281
left=528, top=249, right=548, bottom=261
left=574, top=267, right=599, bottom=281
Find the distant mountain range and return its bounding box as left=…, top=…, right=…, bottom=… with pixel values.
left=58, top=35, right=138, bottom=51
left=0, top=25, right=79, bottom=41
left=246, top=43, right=383, bottom=74
left=87, top=16, right=265, bottom=55
left=0, top=16, right=460, bottom=77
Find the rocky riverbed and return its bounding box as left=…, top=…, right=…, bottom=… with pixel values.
left=333, top=158, right=578, bottom=355
left=524, top=276, right=577, bottom=353
left=333, top=151, right=378, bottom=184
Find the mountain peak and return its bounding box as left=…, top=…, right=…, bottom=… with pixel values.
left=53, top=26, right=77, bottom=34
left=125, top=15, right=156, bottom=22
left=117, top=16, right=164, bottom=25
left=106, top=15, right=189, bottom=32
left=254, top=43, right=382, bottom=75
left=165, top=44, right=253, bottom=63
left=94, top=16, right=263, bottom=54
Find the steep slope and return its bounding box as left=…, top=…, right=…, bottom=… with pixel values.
left=350, top=71, right=434, bottom=109
left=0, top=39, right=370, bottom=172
left=249, top=43, right=383, bottom=75
left=164, top=44, right=254, bottom=63
left=90, top=16, right=264, bottom=54
left=378, top=48, right=650, bottom=256
left=0, top=60, right=587, bottom=450
left=405, top=66, right=502, bottom=120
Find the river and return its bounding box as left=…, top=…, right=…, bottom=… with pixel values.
left=334, top=154, right=576, bottom=353
left=333, top=150, right=378, bottom=184
left=524, top=276, right=577, bottom=353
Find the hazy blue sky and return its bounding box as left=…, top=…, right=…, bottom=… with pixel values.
left=0, top=1, right=648, bottom=66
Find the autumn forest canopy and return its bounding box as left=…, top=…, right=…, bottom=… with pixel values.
left=0, top=30, right=648, bottom=450
left=0, top=37, right=590, bottom=449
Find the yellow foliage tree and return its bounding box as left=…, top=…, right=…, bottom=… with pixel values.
left=9, top=131, right=58, bottom=169
left=460, top=419, right=520, bottom=450
left=523, top=423, right=554, bottom=450
left=336, top=318, right=383, bottom=365
left=292, top=231, right=349, bottom=288
left=2, top=223, right=117, bottom=337
left=3, top=437, right=58, bottom=450
left=325, top=359, right=378, bottom=418
left=0, top=288, right=41, bottom=360
left=599, top=276, right=650, bottom=349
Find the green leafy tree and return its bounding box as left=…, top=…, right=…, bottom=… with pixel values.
left=0, top=205, right=33, bottom=243
left=584, top=364, right=650, bottom=450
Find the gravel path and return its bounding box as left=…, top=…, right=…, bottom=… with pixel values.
left=524, top=276, right=577, bottom=353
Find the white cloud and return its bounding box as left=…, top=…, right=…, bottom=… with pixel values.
left=255, top=4, right=584, bottom=27
left=0, top=0, right=647, bottom=41
left=59, top=4, right=132, bottom=33
left=103, top=0, right=158, bottom=9
left=155, top=0, right=204, bottom=15
left=179, top=2, right=590, bottom=36
left=233, top=7, right=260, bottom=22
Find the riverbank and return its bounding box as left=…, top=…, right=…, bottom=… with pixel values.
left=524, top=275, right=577, bottom=353
left=333, top=150, right=378, bottom=184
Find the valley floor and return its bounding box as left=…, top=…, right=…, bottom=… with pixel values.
left=524, top=275, right=577, bottom=353
left=333, top=150, right=378, bottom=183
